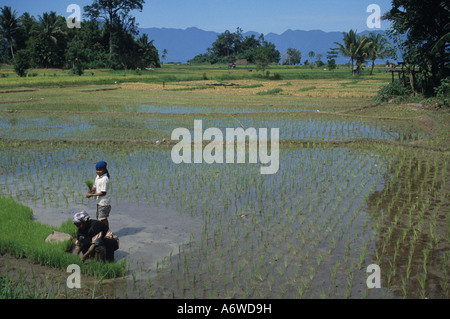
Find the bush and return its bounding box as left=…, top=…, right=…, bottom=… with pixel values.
left=71, top=61, right=84, bottom=76
left=13, top=50, right=31, bottom=77
left=373, top=80, right=412, bottom=103
left=270, top=73, right=282, bottom=80
left=256, top=88, right=283, bottom=95
left=434, top=77, right=450, bottom=107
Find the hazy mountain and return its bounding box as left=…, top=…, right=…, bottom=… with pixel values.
left=139, top=27, right=218, bottom=63
left=139, top=27, right=389, bottom=64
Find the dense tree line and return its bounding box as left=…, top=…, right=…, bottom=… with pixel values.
left=189, top=28, right=280, bottom=67
left=0, top=0, right=447, bottom=99
left=0, top=1, right=160, bottom=76
left=382, top=0, right=449, bottom=96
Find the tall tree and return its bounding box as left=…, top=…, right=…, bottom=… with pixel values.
left=366, top=33, right=395, bottom=75
left=31, top=12, right=67, bottom=68
left=255, top=41, right=280, bottom=74
left=284, top=48, right=301, bottom=65
left=334, top=30, right=369, bottom=75
left=0, top=6, right=20, bottom=61
left=211, top=30, right=236, bottom=60
left=383, top=0, right=450, bottom=92
left=326, top=48, right=339, bottom=71
left=316, top=54, right=323, bottom=67
left=65, top=19, right=109, bottom=69
left=239, top=34, right=260, bottom=63
left=37, top=12, right=66, bottom=47
left=308, top=51, right=315, bottom=69
left=16, top=13, right=38, bottom=52
left=431, top=22, right=450, bottom=56
left=431, top=22, right=450, bottom=57
left=161, top=48, right=167, bottom=63
left=135, top=33, right=160, bottom=69
left=84, top=0, right=145, bottom=62
left=199, top=29, right=277, bottom=65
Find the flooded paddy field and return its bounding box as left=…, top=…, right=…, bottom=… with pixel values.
left=0, top=110, right=428, bottom=143
left=0, top=79, right=449, bottom=299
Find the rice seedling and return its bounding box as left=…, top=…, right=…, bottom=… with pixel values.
left=85, top=179, right=94, bottom=190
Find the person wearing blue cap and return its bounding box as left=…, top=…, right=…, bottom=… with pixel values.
left=86, top=161, right=112, bottom=228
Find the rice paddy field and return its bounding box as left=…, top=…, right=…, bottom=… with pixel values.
left=0, top=64, right=449, bottom=299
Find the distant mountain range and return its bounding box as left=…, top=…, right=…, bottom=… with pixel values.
left=139, top=27, right=391, bottom=64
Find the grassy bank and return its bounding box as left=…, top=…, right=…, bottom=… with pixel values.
left=0, top=197, right=126, bottom=279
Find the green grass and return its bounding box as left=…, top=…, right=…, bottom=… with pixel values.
left=229, top=83, right=264, bottom=89
left=298, top=86, right=317, bottom=92
left=0, top=63, right=390, bottom=89
left=256, top=88, right=283, bottom=95
left=0, top=197, right=126, bottom=279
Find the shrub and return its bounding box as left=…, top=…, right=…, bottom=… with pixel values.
left=13, top=50, right=31, bottom=77
left=256, top=88, right=283, bottom=95
left=298, top=86, right=316, bottom=92
left=72, top=61, right=84, bottom=76
left=434, top=77, right=450, bottom=107
left=270, top=73, right=282, bottom=80
left=373, top=80, right=411, bottom=103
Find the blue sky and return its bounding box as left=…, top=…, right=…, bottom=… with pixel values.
left=2, top=0, right=393, bottom=34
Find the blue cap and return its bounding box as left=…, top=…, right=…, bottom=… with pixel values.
left=95, top=161, right=107, bottom=170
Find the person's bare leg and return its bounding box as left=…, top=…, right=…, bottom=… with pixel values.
left=95, top=251, right=106, bottom=262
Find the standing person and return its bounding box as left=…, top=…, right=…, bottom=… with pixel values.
left=86, top=161, right=111, bottom=228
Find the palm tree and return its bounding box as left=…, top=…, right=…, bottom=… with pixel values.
left=32, top=11, right=67, bottom=68
left=162, top=49, right=167, bottom=63
left=0, top=6, right=20, bottom=61
left=367, top=33, right=394, bottom=75
left=136, top=33, right=159, bottom=69
left=36, top=11, right=66, bottom=47
left=308, top=51, right=315, bottom=69
left=334, top=30, right=369, bottom=75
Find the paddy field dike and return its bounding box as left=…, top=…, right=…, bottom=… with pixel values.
left=0, top=64, right=448, bottom=299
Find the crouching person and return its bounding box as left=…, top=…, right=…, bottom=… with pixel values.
left=105, top=229, right=119, bottom=262
left=72, top=211, right=119, bottom=262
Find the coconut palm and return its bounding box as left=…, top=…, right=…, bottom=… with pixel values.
left=308, top=51, right=315, bottom=69
left=334, top=30, right=369, bottom=75
left=136, top=33, right=160, bottom=69
left=0, top=6, right=20, bottom=61
left=35, top=11, right=66, bottom=47
left=32, top=11, right=67, bottom=68
left=367, top=33, right=394, bottom=75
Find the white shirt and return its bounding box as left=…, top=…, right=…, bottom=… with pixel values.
left=94, top=173, right=111, bottom=206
